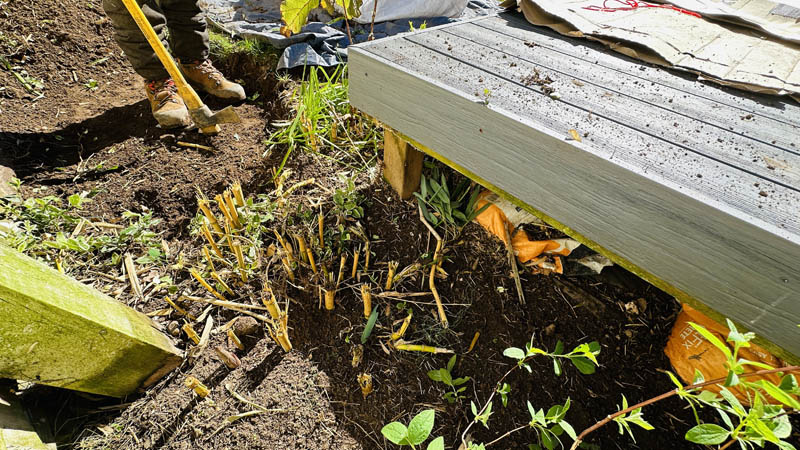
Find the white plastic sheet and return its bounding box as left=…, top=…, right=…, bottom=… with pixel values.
left=355, top=0, right=469, bottom=23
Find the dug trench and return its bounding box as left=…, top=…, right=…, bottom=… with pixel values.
left=3, top=1, right=799, bottom=449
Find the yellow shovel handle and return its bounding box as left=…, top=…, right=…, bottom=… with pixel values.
left=120, top=0, right=204, bottom=112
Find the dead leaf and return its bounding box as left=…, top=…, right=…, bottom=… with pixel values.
left=568, top=129, right=582, bottom=142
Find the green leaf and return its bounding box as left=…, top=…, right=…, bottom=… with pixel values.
left=361, top=309, right=378, bottom=344
left=758, top=380, right=800, bottom=410
left=719, top=388, right=745, bottom=416
left=504, top=347, right=526, bottom=361
left=427, top=370, right=443, bottom=383
left=689, top=322, right=732, bottom=359
left=407, top=409, right=435, bottom=445
left=779, top=374, right=798, bottom=393
left=280, top=0, right=321, bottom=34
left=692, top=369, right=705, bottom=384
left=570, top=357, right=596, bottom=375
left=553, top=358, right=562, bottom=376
left=685, top=424, right=730, bottom=445
left=427, top=436, right=445, bottom=450
left=381, top=421, right=408, bottom=445
left=559, top=420, right=577, bottom=440
left=447, top=355, right=457, bottom=372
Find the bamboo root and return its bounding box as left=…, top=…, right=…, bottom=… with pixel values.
left=430, top=239, right=448, bottom=328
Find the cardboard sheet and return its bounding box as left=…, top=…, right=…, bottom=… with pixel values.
left=656, top=0, right=800, bottom=43
left=504, top=0, right=800, bottom=97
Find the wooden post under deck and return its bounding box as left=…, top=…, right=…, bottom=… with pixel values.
left=383, top=129, right=424, bottom=200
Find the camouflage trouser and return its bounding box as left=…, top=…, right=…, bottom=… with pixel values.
left=102, top=0, right=209, bottom=81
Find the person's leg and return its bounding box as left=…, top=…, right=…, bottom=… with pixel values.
left=161, top=0, right=245, bottom=100
left=102, top=0, right=191, bottom=128
left=158, top=0, right=208, bottom=62
left=102, top=0, right=169, bottom=81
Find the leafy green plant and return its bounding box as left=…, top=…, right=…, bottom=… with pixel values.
left=332, top=174, right=364, bottom=219
left=414, top=164, right=488, bottom=233
left=280, top=0, right=363, bottom=41
left=526, top=399, right=578, bottom=450
left=381, top=409, right=444, bottom=450
left=461, top=336, right=600, bottom=449
left=427, top=355, right=470, bottom=403
left=567, top=320, right=799, bottom=450
left=84, top=79, right=99, bottom=91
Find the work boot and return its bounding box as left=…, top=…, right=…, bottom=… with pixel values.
left=145, top=78, right=191, bottom=129
left=179, top=59, right=246, bottom=101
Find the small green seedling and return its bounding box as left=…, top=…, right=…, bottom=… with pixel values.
left=611, top=395, right=653, bottom=443
left=504, top=339, right=601, bottom=376
left=527, top=398, right=578, bottom=450
left=381, top=409, right=444, bottom=450
left=427, top=355, right=470, bottom=403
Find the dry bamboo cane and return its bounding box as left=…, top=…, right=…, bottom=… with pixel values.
left=202, top=246, right=216, bottom=271
left=336, top=254, right=347, bottom=287
left=385, top=261, right=398, bottom=291
left=227, top=328, right=245, bottom=350
left=185, top=376, right=210, bottom=397
left=295, top=234, right=309, bottom=263
left=394, top=340, right=453, bottom=354
left=215, top=194, right=233, bottom=225
left=282, top=257, right=295, bottom=282
left=210, top=271, right=235, bottom=295
left=361, top=284, right=372, bottom=319
left=318, top=210, right=325, bottom=250
left=351, top=248, right=360, bottom=279
left=198, top=197, right=223, bottom=233
left=201, top=224, right=223, bottom=257
left=307, top=248, right=317, bottom=274
left=190, top=269, right=227, bottom=301
left=363, top=240, right=371, bottom=277
left=232, top=242, right=248, bottom=282
left=274, top=230, right=295, bottom=263
left=232, top=181, right=245, bottom=207
left=224, top=190, right=242, bottom=229
left=262, top=286, right=281, bottom=320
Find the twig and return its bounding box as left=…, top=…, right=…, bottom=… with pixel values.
left=568, top=365, right=800, bottom=450
left=177, top=141, right=213, bottom=151
left=368, top=0, right=379, bottom=40
left=503, top=225, right=526, bottom=305
left=418, top=204, right=448, bottom=328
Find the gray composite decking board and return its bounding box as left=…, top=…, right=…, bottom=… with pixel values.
left=452, top=20, right=800, bottom=162
left=407, top=28, right=800, bottom=192
left=348, top=14, right=800, bottom=357
left=490, top=14, right=800, bottom=129
left=365, top=36, right=800, bottom=236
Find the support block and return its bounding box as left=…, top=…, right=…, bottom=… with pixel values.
left=0, top=245, right=183, bottom=397
left=383, top=129, right=424, bottom=200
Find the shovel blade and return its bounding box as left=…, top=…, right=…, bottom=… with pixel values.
left=189, top=105, right=241, bottom=128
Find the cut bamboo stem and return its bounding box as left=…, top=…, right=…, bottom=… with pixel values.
left=295, top=234, right=309, bottom=263
left=224, top=191, right=242, bottom=229
left=361, top=284, right=372, bottom=319
left=198, top=196, right=223, bottom=234
left=282, top=256, right=295, bottom=282
left=201, top=224, right=223, bottom=257
left=336, top=254, right=347, bottom=287
left=185, top=376, right=210, bottom=397
left=227, top=328, right=245, bottom=350
left=232, top=181, right=245, bottom=207
left=274, top=230, right=295, bottom=263
left=363, top=240, right=371, bottom=280
left=190, top=269, right=227, bottom=301
left=182, top=323, right=200, bottom=344
left=210, top=271, right=234, bottom=296
left=394, top=340, right=453, bottom=354
left=318, top=210, right=325, bottom=250
left=391, top=311, right=412, bottom=341
left=124, top=254, right=144, bottom=301
left=164, top=296, right=189, bottom=317
left=352, top=248, right=360, bottom=279
left=307, top=248, right=318, bottom=274
left=324, top=289, right=335, bottom=310
left=385, top=261, right=398, bottom=291
left=232, top=242, right=248, bottom=282
left=215, top=194, right=233, bottom=225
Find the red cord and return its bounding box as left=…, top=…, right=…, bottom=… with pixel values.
left=583, top=0, right=702, bottom=18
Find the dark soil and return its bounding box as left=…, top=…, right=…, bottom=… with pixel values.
left=3, top=1, right=798, bottom=450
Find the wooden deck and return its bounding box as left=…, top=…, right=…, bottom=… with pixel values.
left=348, top=12, right=800, bottom=359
